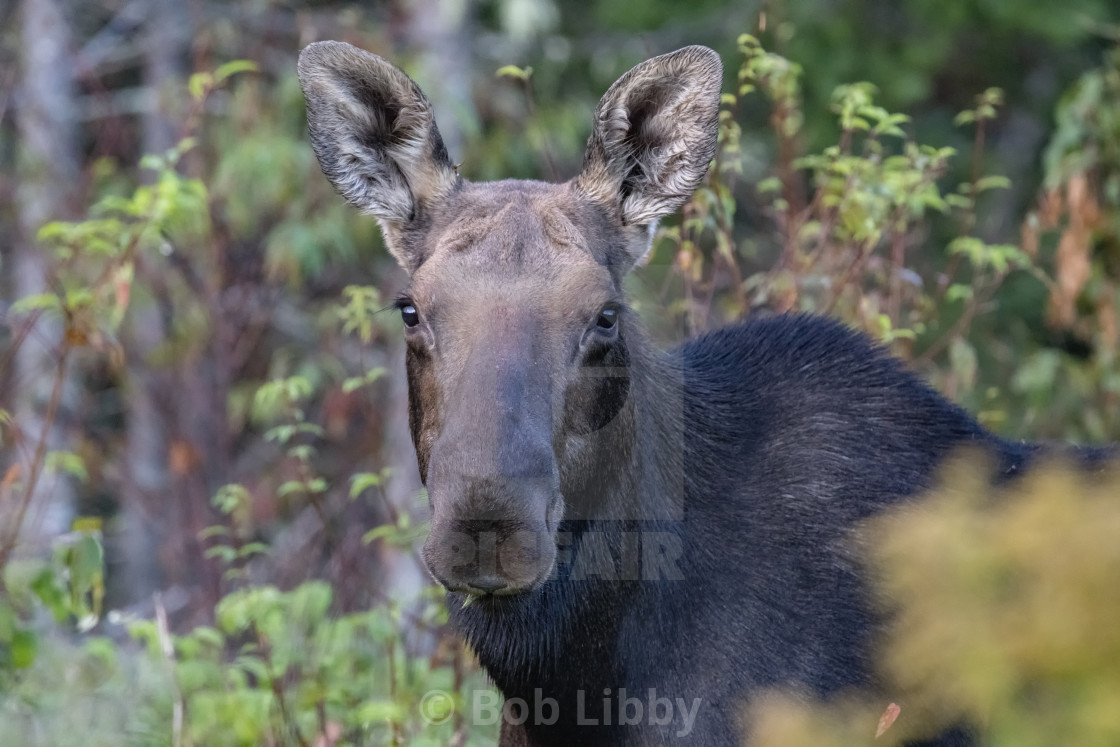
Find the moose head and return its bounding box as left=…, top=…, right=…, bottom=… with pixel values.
left=298, top=41, right=721, bottom=599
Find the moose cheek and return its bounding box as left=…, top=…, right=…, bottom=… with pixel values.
left=566, top=369, right=630, bottom=435
left=567, top=341, right=631, bottom=435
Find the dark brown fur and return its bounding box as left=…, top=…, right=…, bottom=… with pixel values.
left=296, top=42, right=1103, bottom=745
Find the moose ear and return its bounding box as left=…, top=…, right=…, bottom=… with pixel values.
left=297, top=41, right=459, bottom=265
left=575, top=46, right=722, bottom=228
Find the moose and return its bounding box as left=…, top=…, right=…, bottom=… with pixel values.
left=297, top=42, right=1102, bottom=745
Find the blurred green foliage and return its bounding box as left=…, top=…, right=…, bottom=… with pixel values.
left=0, top=58, right=494, bottom=744
left=1002, top=44, right=1120, bottom=442
left=747, top=453, right=1120, bottom=747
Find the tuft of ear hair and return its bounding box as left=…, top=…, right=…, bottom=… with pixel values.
left=575, top=46, right=723, bottom=228
left=297, top=41, right=459, bottom=230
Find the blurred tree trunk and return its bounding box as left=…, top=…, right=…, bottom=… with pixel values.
left=111, top=0, right=232, bottom=619
left=380, top=344, right=429, bottom=600
left=109, top=0, right=193, bottom=608
left=8, top=0, right=79, bottom=552
left=400, top=0, right=475, bottom=161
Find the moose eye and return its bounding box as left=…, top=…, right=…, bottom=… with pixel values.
left=596, top=308, right=618, bottom=330
left=401, top=305, right=420, bottom=328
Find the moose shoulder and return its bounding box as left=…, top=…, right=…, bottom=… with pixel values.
left=298, top=42, right=1101, bottom=746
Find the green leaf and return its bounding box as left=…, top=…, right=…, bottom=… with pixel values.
left=350, top=471, right=387, bottom=499
left=188, top=72, right=212, bottom=101
left=265, top=424, right=295, bottom=443
left=737, top=33, right=760, bottom=49
left=44, top=451, right=88, bottom=483
left=36, top=221, right=70, bottom=242
left=354, top=699, right=406, bottom=724
left=238, top=542, right=269, bottom=559
left=191, top=625, right=225, bottom=649
left=0, top=601, right=14, bottom=643
left=954, top=110, right=976, bottom=126
left=139, top=153, right=164, bottom=171
left=946, top=284, right=974, bottom=303
left=10, top=630, right=37, bottom=668
left=341, top=376, right=366, bottom=394
left=175, top=136, right=198, bottom=157
left=10, top=293, right=61, bottom=315
left=198, top=525, right=231, bottom=540
left=30, top=569, right=68, bottom=622
left=213, top=60, right=258, bottom=84
left=67, top=534, right=104, bottom=590
left=212, top=484, right=251, bottom=515
left=975, top=175, right=1011, bottom=192
left=278, top=480, right=306, bottom=498
left=362, top=517, right=427, bottom=548
left=337, top=285, right=381, bottom=343
left=362, top=525, right=395, bottom=545
left=947, top=236, right=983, bottom=257
left=233, top=653, right=271, bottom=683
left=287, top=445, right=316, bottom=461
left=757, top=176, right=783, bottom=194
left=342, top=367, right=386, bottom=393
left=253, top=377, right=314, bottom=424
left=495, top=65, right=532, bottom=81
left=222, top=567, right=247, bottom=582
left=204, top=545, right=236, bottom=563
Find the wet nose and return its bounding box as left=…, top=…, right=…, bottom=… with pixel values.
left=423, top=513, right=555, bottom=596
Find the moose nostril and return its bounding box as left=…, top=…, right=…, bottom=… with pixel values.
left=468, top=576, right=509, bottom=594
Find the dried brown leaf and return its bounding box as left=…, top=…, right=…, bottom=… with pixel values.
left=1048, top=223, right=1091, bottom=327
left=876, top=702, right=902, bottom=738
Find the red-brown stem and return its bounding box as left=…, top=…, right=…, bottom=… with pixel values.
left=0, top=339, right=72, bottom=571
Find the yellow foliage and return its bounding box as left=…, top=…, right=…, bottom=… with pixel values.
left=747, top=453, right=1120, bottom=746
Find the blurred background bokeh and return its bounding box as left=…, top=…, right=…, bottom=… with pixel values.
left=1, top=0, right=1119, bottom=744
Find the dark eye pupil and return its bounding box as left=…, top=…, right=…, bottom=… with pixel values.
left=401, top=305, right=420, bottom=327
left=597, top=309, right=617, bottom=329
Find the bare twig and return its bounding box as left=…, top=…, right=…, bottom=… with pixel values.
left=155, top=592, right=185, bottom=747
left=519, top=75, right=559, bottom=182
left=915, top=274, right=1002, bottom=366
left=0, top=339, right=71, bottom=571
left=0, top=308, right=45, bottom=399
left=259, top=630, right=311, bottom=747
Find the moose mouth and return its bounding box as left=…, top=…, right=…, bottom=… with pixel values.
left=423, top=520, right=560, bottom=598
left=440, top=570, right=554, bottom=618
left=441, top=572, right=541, bottom=599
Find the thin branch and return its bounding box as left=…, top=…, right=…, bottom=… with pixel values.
left=519, top=76, right=559, bottom=182
left=260, top=629, right=311, bottom=747
left=914, top=275, right=1001, bottom=366
left=0, top=339, right=71, bottom=570
left=155, top=592, right=185, bottom=747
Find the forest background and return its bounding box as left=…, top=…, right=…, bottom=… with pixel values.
left=2, top=0, right=1120, bottom=744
